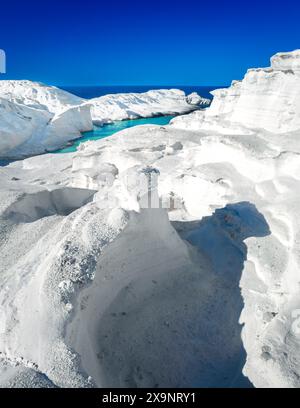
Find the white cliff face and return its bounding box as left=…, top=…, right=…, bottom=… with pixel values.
left=1, top=51, right=300, bottom=388
left=167, top=50, right=300, bottom=387
left=0, top=80, right=84, bottom=114
left=0, top=81, right=209, bottom=157
left=172, top=50, right=300, bottom=134
left=271, top=49, right=300, bottom=71
left=0, top=97, right=51, bottom=155
left=89, top=88, right=209, bottom=125
left=0, top=81, right=93, bottom=158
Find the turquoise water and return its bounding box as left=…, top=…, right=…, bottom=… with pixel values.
left=55, top=115, right=175, bottom=153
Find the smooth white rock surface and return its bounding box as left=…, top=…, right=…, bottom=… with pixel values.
left=0, top=81, right=93, bottom=158
left=171, top=50, right=300, bottom=134
left=1, top=50, right=300, bottom=388
left=90, top=89, right=210, bottom=125
left=0, top=81, right=209, bottom=157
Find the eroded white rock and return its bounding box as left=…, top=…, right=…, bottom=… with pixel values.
left=1, top=50, right=300, bottom=388
left=0, top=81, right=209, bottom=157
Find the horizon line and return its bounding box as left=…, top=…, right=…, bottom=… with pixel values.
left=55, top=84, right=228, bottom=88
left=0, top=79, right=229, bottom=88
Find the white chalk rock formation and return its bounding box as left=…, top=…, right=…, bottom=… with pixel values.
left=1, top=50, right=300, bottom=388
left=271, top=49, right=300, bottom=71
left=0, top=80, right=84, bottom=114
left=171, top=50, right=300, bottom=134
left=89, top=89, right=209, bottom=125
left=0, top=81, right=93, bottom=158
left=0, top=81, right=209, bottom=157
left=0, top=97, right=51, bottom=155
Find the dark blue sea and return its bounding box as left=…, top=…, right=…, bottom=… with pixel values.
left=60, top=85, right=223, bottom=100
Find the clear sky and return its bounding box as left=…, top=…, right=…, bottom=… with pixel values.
left=1, top=0, right=300, bottom=86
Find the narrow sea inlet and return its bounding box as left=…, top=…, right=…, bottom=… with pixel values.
left=55, top=115, right=175, bottom=153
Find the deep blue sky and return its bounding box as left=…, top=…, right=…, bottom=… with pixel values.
left=1, top=0, right=300, bottom=86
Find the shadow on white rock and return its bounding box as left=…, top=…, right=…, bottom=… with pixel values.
left=3, top=187, right=96, bottom=223
left=67, top=202, right=270, bottom=388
